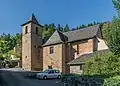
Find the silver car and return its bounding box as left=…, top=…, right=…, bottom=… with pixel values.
left=36, top=69, right=61, bottom=79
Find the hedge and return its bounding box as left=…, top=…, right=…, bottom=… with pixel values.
left=61, top=74, right=120, bottom=86
left=61, top=74, right=104, bottom=86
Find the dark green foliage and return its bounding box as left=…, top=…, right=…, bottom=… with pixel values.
left=83, top=52, right=120, bottom=76
left=42, top=24, right=55, bottom=37
left=102, top=17, right=120, bottom=55
left=82, top=52, right=120, bottom=85
left=44, top=24, right=49, bottom=30
left=61, top=74, right=104, bottom=86
left=0, top=55, right=5, bottom=61
left=103, top=76, right=120, bottom=86
left=61, top=74, right=120, bottom=86
left=112, top=0, right=120, bottom=11
left=48, top=23, right=56, bottom=36
left=63, top=24, right=70, bottom=32
left=57, top=24, right=63, bottom=32
left=103, top=0, right=120, bottom=55
left=81, top=24, right=86, bottom=28
left=78, top=25, right=83, bottom=29
left=51, top=23, right=55, bottom=28
left=87, top=23, right=93, bottom=26
left=0, top=33, right=21, bottom=60
left=75, top=21, right=101, bottom=30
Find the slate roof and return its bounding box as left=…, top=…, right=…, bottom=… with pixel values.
left=63, top=25, right=100, bottom=42
left=43, top=30, right=68, bottom=46
left=42, top=36, right=51, bottom=44
left=28, top=14, right=39, bottom=24
left=22, top=14, right=41, bottom=26
left=68, top=49, right=110, bottom=65
left=43, top=25, right=100, bottom=46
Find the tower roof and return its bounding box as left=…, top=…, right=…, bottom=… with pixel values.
left=28, top=14, right=39, bottom=24
left=21, top=13, right=40, bottom=26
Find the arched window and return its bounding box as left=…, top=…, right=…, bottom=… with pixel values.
left=25, top=26, right=28, bottom=34
left=36, top=27, right=38, bottom=34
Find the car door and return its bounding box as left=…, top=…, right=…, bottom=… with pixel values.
left=47, top=70, right=55, bottom=78
left=54, top=70, right=60, bottom=78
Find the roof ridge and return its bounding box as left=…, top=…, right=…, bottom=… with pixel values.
left=43, top=30, right=66, bottom=46
left=55, top=30, right=64, bottom=42
left=54, top=30, right=68, bottom=42
left=63, top=24, right=100, bottom=34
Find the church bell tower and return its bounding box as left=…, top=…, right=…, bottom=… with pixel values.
left=21, top=14, right=43, bottom=71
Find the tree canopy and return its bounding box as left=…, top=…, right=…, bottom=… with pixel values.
left=0, top=33, right=22, bottom=60
left=102, top=0, right=120, bottom=55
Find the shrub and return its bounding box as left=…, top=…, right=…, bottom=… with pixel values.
left=103, top=76, right=120, bottom=86
left=83, top=52, right=120, bottom=76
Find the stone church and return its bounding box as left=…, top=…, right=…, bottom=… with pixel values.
left=22, top=14, right=108, bottom=74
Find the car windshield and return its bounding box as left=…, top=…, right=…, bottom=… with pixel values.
left=43, top=70, right=50, bottom=73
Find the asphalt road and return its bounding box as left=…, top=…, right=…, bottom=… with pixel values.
left=0, top=69, right=63, bottom=86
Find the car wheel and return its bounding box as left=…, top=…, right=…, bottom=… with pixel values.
left=43, top=76, right=47, bottom=80
left=57, top=75, right=61, bottom=79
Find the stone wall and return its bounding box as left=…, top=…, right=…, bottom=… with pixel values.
left=42, top=38, right=94, bottom=74
left=62, top=44, right=70, bottom=74
left=71, top=39, right=94, bottom=59
left=22, top=31, right=32, bottom=70
left=70, top=65, right=83, bottom=74
left=22, top=22, right=43, bottom=71
left=43, top=44, right=63, bottom=72
left=31, top=33, right=42, bottom=71
left=68, top=39, right=94, bottom=74
left=97, top=38, right=108, bottom=51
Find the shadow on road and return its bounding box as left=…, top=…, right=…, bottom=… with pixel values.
left=0, top=71, right=7, bottom=86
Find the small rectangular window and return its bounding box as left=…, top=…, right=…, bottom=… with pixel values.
left=25, top=56, right=27, bottom=58
left=34, top=45, right=37, bottom=48
left=25, top=26, right=28, bottom=34
left=50, top=46, right=54, bottom=54
left=80, top=65, right=82, bottom=70
left=77, top=45, right=79, bottom=54
left=36, top=27, right=38, bottom=34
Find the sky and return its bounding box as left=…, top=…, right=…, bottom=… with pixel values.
left=0, top=0, right=117, bottom=35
